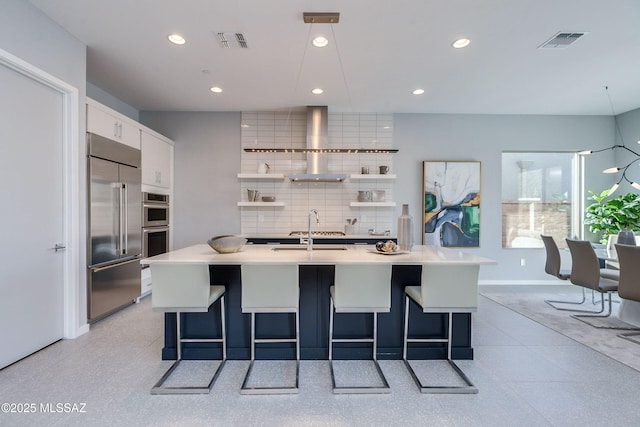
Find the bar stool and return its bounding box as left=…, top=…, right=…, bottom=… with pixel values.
left=240, top=263, right=300, bottom=394
left=403, top=264, right=479, bottom=394
left=150, top=263, right=226, bottom=394
left=329, top=263, right=392, bottom=394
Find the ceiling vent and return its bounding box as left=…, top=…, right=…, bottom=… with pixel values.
left=216, top=32, right=248, bottom=49
left=538, top=32, right=587, bottom=49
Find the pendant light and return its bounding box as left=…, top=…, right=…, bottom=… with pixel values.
left=578, top=86, right=640, bottom=194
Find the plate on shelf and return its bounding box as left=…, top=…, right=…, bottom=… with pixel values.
left=367, top=249, right=410, bottom=256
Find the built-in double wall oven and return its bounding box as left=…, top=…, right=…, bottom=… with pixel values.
left=142, top=192, right=170, bottom=259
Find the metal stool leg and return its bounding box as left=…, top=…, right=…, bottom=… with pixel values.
left=241, top=311, right=299, bottom=395
left=151, top=297, right=227, bottom=395
left=329, top=299, right=390, bottom=394
left=402, top=296, right=477, bottom=394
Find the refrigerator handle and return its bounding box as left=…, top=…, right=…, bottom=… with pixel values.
left=123, top=183, right=129, bottom=255
left=118, top=182, right=125, bottom=256
left=90, top=257, right=141, bottom=273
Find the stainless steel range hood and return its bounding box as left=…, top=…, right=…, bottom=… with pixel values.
left=288, top=106, right=347, bottom=182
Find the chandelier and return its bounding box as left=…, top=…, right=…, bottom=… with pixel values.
left=578, top=86, right=640, bottom=194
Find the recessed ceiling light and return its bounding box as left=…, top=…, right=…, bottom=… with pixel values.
left=412, top=89, right=425, bottom=95
left=312, top=36, right=329, bottom=48
left=311, top=88, right=323, bottom=95
left=167, top=34, right=186, bottom=45
left=452, top=38, right=471, bottom=49
left=210, top=86, right=223, bottom=93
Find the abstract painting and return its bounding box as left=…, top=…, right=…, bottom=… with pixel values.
left=423, top=161, right=480, bottom=247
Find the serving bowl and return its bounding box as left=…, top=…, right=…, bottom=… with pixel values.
left=261, top=196, right=276, bottom=202
left=207, top=235, right=247, bottom=253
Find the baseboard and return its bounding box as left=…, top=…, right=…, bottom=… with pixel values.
left=64, top=323, right=90, bottom=339
left=479, top=280, right=569, bottom=286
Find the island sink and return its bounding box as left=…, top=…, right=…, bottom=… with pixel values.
left=271, top=244, right=348, bottom=251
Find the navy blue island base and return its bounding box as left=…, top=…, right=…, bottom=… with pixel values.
left=161, top=264, right=473, bottom=361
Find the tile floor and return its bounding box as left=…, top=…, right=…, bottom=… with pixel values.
left=1, top=288, right=640, bottom=427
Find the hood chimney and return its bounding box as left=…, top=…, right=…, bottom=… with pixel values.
left=288, top=106, right=346, bottom=182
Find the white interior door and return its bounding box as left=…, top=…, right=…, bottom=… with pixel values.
left=0, top=62, right=65, bottom=368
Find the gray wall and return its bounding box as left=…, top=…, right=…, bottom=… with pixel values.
left=1, top=0, right=88, bottom=325
left=394, top=113, right=614, bottom=281
left=87, top=82, right=139, bottom=121
left=139, top=111, right=241, bottom=249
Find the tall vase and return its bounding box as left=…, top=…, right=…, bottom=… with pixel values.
left=397, top=204, right=414, bottom=251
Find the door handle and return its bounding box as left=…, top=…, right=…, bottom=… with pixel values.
left=52, top=243, right=66, bottom=252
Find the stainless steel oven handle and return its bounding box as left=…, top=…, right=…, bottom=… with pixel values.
left=143, top=204, right=170, bottom=209
left=143, top=226, right=170, bottom=233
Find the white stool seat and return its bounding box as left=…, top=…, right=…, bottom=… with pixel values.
left=207, top=285, right=226, bottom=307
left=240, top=263, right=300, bottom=395
left=329, top=263, right=391, bottom=394
left=403, top=264, right=479, bottom=394
left=150, top=263, right=226, bottom=395
left=330, top=286, right=390, bottom=313
left=404, top=285, right=422, bottom=307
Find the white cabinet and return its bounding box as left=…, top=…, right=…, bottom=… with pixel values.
left=86, top=101, right=140, bottom=149
left=141, top=130, right=173, bottom=188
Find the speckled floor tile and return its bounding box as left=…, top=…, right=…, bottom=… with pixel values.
left=1, top=288, right=639, bottom=427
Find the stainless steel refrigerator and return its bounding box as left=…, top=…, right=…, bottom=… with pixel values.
left=87, top=133, right=142, bottom=323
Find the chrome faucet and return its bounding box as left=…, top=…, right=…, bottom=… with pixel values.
left=303, top=209, right=320, bottom=251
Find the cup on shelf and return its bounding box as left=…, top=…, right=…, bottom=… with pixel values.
left=258, top=163, right=270, bottom=174
left=357, top=190, right=372, bottom=202
left=379, top=165, right=389, bottom=174
left=372, top=190, right=386, bottom=202
left=247, top=189, right=259, bottom=201
left=361, top=166, right=370, bottom=174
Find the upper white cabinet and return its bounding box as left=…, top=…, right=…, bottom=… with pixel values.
left=86, top=100, right=140, bottom=149
left=141, top=130, right=173, bottom=189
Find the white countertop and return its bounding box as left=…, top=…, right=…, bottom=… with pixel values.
left=241, top=234, right=395, bottom=240
left=141, top=244, right=496, bottom=266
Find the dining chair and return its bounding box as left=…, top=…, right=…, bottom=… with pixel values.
left=613, top=244, right=640, bottom=341
left=566, top=239, right=619, bottom=328
left=541, top=235, right=580, bottom=310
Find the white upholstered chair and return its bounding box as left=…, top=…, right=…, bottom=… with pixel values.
left=150, top=263, right=226, bottom=394
left=403, top=263, right=479, bottom=394
left=240, top=263, right=300, bottom=394
left=329, top=263, right=392, bottom=394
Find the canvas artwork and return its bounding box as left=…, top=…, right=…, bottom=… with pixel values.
left=423, top=161, right=481, bottom=247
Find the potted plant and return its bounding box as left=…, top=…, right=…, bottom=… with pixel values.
left=584, top=190, right=640, bottom=243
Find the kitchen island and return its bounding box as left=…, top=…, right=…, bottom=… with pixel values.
left=142, top=244, right=495, bottom=361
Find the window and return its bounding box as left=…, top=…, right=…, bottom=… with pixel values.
left=502, top=152, right=578, bottom=248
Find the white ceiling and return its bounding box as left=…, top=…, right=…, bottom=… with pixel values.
left=29, top=0, right=640, bottom=115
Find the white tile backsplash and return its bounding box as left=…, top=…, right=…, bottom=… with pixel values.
left=239, top=111, right=395, bottom=235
